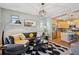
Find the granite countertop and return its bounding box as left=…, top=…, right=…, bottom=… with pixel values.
left=71, top=28, right=79, bottom=31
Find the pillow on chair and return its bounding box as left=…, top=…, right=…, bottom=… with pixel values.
left=12, top=34, right=29, bottom=44
left=19, top=33, right=26, bottom=40
left=23, top=32, right=37, bottom=45
left=9, top=36, right=15, bottom=44
left=12, top=34, right=23, bottom=44
left=29, top=33, right=34, bottom=38
left=4, top=37, right=11, bottom=44
left=4, top=36, right=14, bottom=44
left=23, top=32, right=37, bottom=39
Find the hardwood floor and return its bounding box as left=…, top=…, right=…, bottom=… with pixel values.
left=52, top=38, right=70, bottom=47
left=52, top=32, right=71, bottom=47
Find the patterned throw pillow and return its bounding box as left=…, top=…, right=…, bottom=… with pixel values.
left=11, top=34, right=29, bottom=44
left=4, top=37, right=11, bottom=44
left=23, top=32, right=37, bottom=39
left=12, top=34, right=21, bottom=44
left=19, top=33, right=26, bottom=40
left=4, top=36, right=14, bottom=45
left=29, top=33, right=34, bottom=38
left=9, top=36, right=15, bottom=44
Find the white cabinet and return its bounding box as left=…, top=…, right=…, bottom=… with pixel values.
left=61, top=32, right=74, bottom=42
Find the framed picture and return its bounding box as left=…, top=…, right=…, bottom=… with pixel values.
left=11, top=15, right=21, bottom=24
left=24, top=19, right=36, bottom=27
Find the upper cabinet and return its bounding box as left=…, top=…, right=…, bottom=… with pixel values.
left=52, top=19, right=70, bottom=29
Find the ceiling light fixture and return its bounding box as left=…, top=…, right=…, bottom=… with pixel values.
left=39, top=3, right=47, bottom=17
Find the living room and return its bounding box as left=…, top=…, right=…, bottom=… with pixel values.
left=0, top=3, right=79, bottom=55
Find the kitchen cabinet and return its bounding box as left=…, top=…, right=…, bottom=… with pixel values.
left=61, top=32, right=74, bottom=42
left=57, top=20, right=70, bottom=28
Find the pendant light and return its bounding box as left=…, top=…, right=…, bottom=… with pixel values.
left=39, top=3, right=47, bottom=17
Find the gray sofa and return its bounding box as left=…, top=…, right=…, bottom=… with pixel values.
left=2, top=32, right=29, bottom=55
left=4, top=44, right=28, bottom=55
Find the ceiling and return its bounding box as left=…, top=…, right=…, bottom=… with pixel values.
left=0, top=3, right=79, bottom=17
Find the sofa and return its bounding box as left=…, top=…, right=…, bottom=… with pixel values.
left=2, top=32, right=37, bottom=55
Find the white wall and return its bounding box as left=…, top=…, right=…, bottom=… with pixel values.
left=0, top=8, right=2, bottom=44
left=0, top=8, right=2, bottom=37
left=0, top=8, right=49, bottom=39
left=0, top=8, right=1, bottom=32
left=2, top=8, right=42, bottom=28
left=1, top=8, right=40, bottom=27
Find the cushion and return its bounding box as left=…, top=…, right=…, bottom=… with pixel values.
left=4, top=37, right=11, bottom=44
left=13, top=34, right=21, bottom=43
left=19, top=33, right=26, bottom=40
left=5, top=44, right=26, bottom=52
left=23, top=32, right=37, bottom=39
left=4, top=36, right=14, bottom=44
left=29, top=33, right=34, bottom=38
left=12, top=34, right=29, bottom=44
left=9, top=36, right=15, bottom=44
